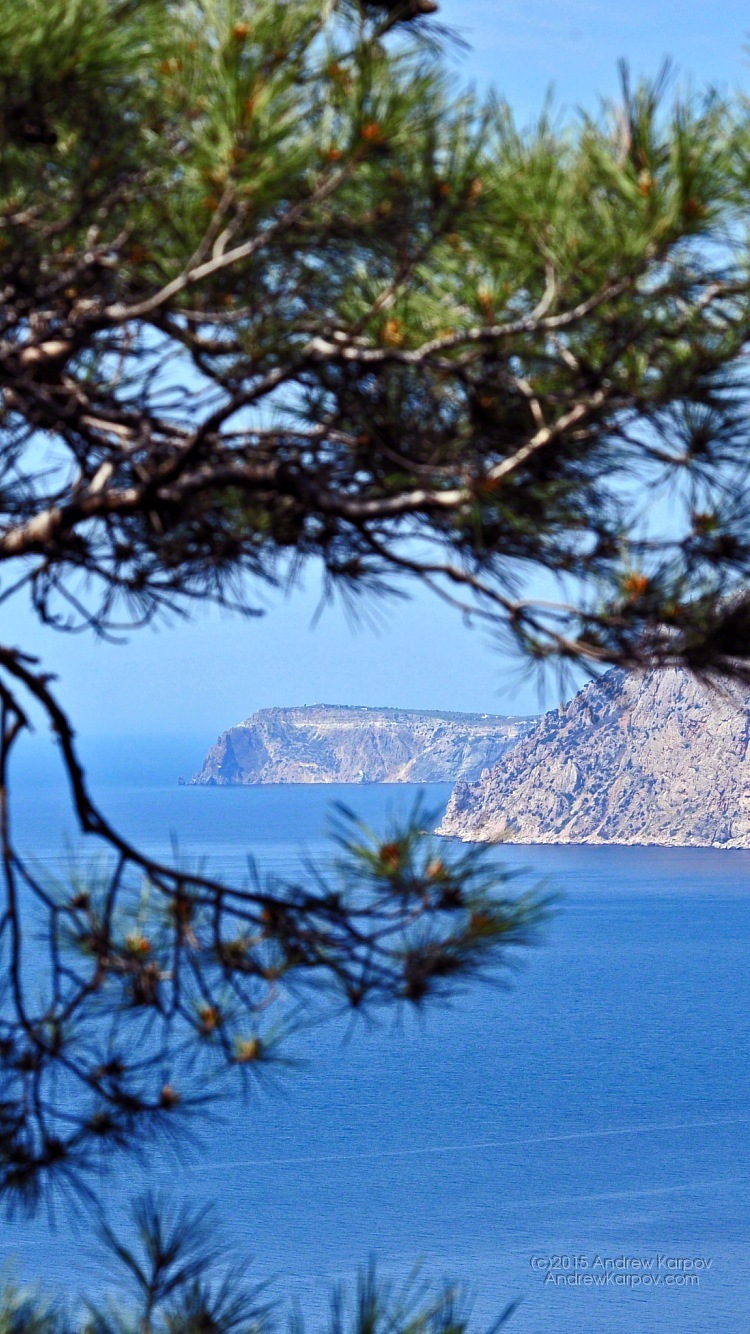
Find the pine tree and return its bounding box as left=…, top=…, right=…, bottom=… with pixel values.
left=1, top=0, right=750, bottom=1306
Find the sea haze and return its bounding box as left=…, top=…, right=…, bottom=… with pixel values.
left=4, top=735, right=750, bottom=1332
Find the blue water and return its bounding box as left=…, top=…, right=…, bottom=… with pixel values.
left=3, top=736, right=750, bottom=1331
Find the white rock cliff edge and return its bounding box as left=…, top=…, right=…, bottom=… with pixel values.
left=192, top=705, right=533, bottom=786
left=439, top=668, right=750, bottom=847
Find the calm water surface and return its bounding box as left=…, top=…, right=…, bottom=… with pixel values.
left=3, top=736, right=750, bottom=1332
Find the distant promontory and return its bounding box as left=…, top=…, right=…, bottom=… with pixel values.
left=191, top=705, right=533, bottom=786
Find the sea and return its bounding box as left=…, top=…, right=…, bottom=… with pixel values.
left=2, top=733, right=749, bottom=1333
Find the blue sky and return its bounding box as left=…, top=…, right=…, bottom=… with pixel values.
left=440, top=0, right=749, bottom=115
left=6, top=2, right=750, bottom=739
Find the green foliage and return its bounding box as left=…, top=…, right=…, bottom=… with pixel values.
left=0, top=1277, right=59, bottom=1333
left=0, top=8, right=747, bottom=673
left=2, top=0, right=750, bottom=673
left=0, top=1193, right=517, bottom=1332
left=0, top=773, right=546, bottom=1209
left=84, top=1193, right=274, bottom=1333
left=0, top=0, right=749, bottom=1220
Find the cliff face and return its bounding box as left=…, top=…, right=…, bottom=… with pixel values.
left=192, top=705, right=533, bottom=786
left=439, top=668, right=750, bottom=848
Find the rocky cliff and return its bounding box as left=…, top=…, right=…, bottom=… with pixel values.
left=439, top=668, right=750, bottom=848
left=192, top=705, right=533, bottom=786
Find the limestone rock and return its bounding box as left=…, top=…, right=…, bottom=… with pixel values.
left=191, top=705, right=533, bottom=786
left=438, top=668, right=750, bottom=848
